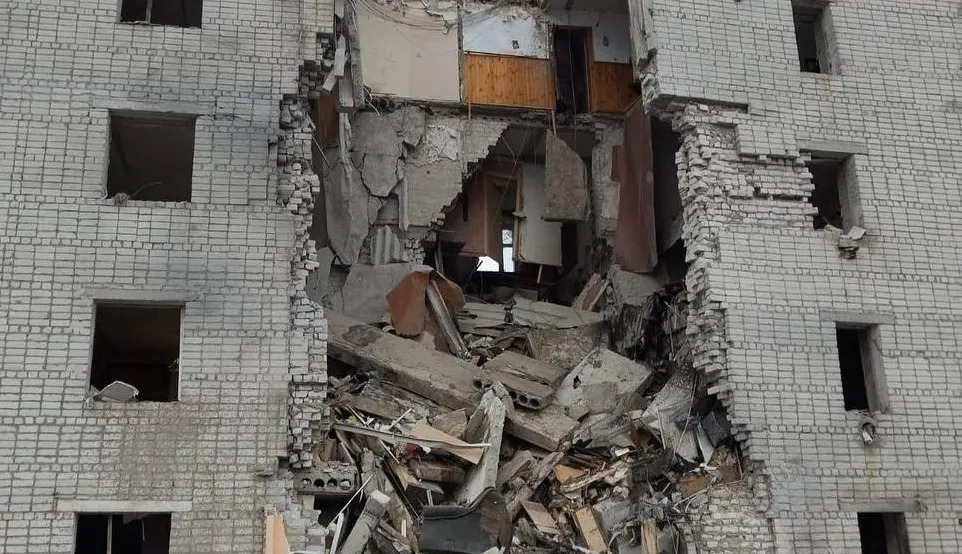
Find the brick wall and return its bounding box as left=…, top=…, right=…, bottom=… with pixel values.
left=644, top=0, right=962, bottom=551
left=0, top=0, right=328, bottom=551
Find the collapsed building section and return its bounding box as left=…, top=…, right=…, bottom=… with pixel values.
left=273, top=2, right=770, bottom=552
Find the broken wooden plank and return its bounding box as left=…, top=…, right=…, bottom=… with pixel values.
left=408, top=421, right=486, bottom=465
left=552, top=464, right=586, bottom=485
left=641, top=519, right=659, bottom=554
left=572, top=273, right=608, bottom=312
left=264, top=510, right=290, bottom=554
left=521, top=501, right=561, bottom=535
left=573, top=507, right=608, bottom=553
left=333, top=422, right=487, bottom=464
left=328, top=312, right=578, bottom=450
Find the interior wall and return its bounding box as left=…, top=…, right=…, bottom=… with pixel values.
left=463, top=4, right=551, bottom=58
left=356, top=2, right=460, bottom=101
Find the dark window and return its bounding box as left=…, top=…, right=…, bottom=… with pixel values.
left=554, top=27, right=590, bottom=114
left=108, top=112, right=195, bottom=202
left=792, top=2, right=836, bottom=74
left=91, top=303, right=182, bottom=402
left=809, top=157, right=843, bottom=229
left=858, top=512, right=910, bottom=554
left=836, top=325, right=886, bottom=412
left=75, top=513, right=172, bottom=554
left=120, top=0, right=203, bottom=28
left=808, top=155, right=859, bottom=230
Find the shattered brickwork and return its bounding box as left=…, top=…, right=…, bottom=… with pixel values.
left=0, top=0, right=332, bottom=551
left=644, top=0, right=962, bottom=549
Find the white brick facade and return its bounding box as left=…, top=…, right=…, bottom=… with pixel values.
left=0, top=0, right=326, bottom=551
left=644, top=0, right=962, bottom=551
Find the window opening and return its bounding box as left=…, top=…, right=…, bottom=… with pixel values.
left=90, top=303, right=182, bottom=402
left=121, top=0, right=202, bottom=28
left=836, top=325, right=886, bottom=412
left=792, top=2, right=836, bottom=74
left=75, top=513, right=172, bottom=554
left=858, top=512, right=910, bottom=554
left=108, top=112, right=196, bottom=202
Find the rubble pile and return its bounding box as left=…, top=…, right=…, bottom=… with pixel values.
left=274, top=268, right=743, bottom=554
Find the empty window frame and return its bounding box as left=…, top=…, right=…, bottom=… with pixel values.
left=857, top=512, right=911, bottom=554
left=554, top=27, right=590, bottom=114
left=836, top=324, right=886, bottom=412
left=792, top=1, right=837, bottom=74
left=76, top=513, right=171, bottom=554
left=90, top=303, right=182, bottom=402
left=107, top=112, right=196, bottom=202
left=120, top=0, right=203, bottom=28
left=479, top=218, right=517, bottom=273
left=808, top=154, right=859, bottom=230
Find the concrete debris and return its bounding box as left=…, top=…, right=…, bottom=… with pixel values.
left=312, top=259, right=739, bottom=554
left=544, top=132, right=589, bottom=222
left=338, top=263, right=430, bottom=324
left=555, top=347, right=655, bottom=415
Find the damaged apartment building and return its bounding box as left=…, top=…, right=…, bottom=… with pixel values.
left=1, top=0, right=959, bottom=552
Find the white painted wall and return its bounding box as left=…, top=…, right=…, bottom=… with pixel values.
left=357, top=2, right=461, bottom=101
left=462, top=4, right=632, bottom=64
left=549, top=10, right=632, bottom=64
left=463, top=4, right=552, bottom=58
left=516, top=164, right=563, bottom=267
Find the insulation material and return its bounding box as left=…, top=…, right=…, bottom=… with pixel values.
left=463, top=3, right=551, bottom=58
left=356, top=1, right=460, bottom=101
left=544, top=133, right=589, bottom=221
left=324, top=149, right=368, bottom=266
left=515, top=164, right=562, bottom=267
left=614, top=102, right=657, bottom=273
left=371, top=225, right=405, bottom=265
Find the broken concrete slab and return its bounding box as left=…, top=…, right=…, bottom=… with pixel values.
left=544, top=132, right=589, bottom=222
left=432, top=408, right=468, bottom=438
left=456, top=391, right=506, bottom=504
left=635, top=367, right=703, bottom=462
left=327, top=312, right=579, bottom=450
left=556, top=347, right=655, bottom=415
left=459, top=298, right=604, bottom=332
left=526, top=323, right=609, bottom=371
left=478, top=351, right=567, bottom=411
left=339, top=490, right=390, bottom=554
left=341, top=263, right=429, bottom=324
left=610, top=267, right=666, bottom=307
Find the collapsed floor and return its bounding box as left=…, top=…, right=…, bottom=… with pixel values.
left=278, top=259, right=765, bottom=554
left=266, top=10, right=770, bottom=551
